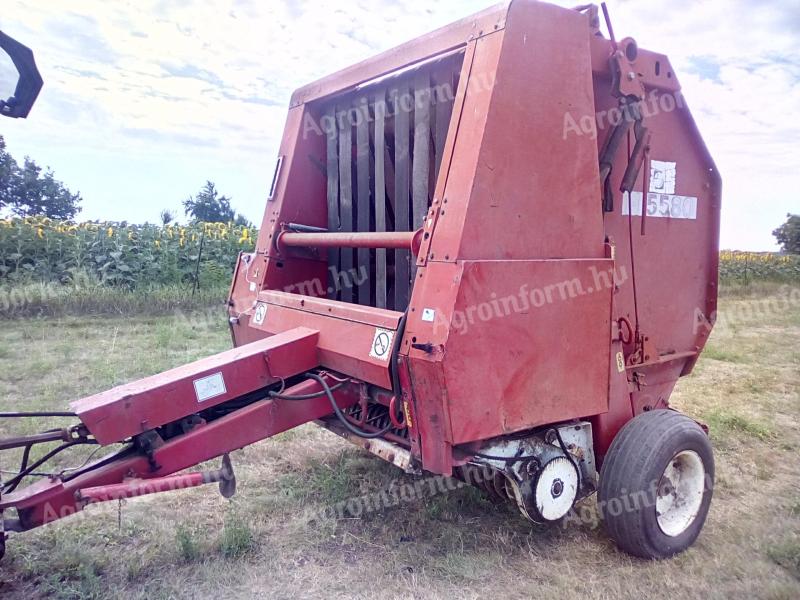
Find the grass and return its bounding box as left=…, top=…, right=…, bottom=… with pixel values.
left=0, top=281, right=229, bottom=318
left=704, top=409, right=774, bottom=441
left=0, top=285, right=798, bottom=598
left=219, top=508, right=256, bottom=559
left=768, top=538, right=800, bottom=579
left=174, top=524, right=201, bottom=562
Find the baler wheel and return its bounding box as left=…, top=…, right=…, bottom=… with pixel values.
left=598, top=409, right=714, bottom=559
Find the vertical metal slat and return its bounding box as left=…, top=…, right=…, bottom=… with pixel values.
left=337, top=103, right=354, bottom=303
left=433, top=72, right=454, bottom=177
left=392, top=85, right=411, bottom=310
left=356, top=97, right=371, bottom=305
left=374, top=91, right=388, bottom=309
left=413, top=71, right=431, bottom=231
left=325, top=105, right=340, bottom=299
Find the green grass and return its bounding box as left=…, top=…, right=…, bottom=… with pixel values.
left=218, top=508, right=255, bottom=559
left=768, top=538, right=800, bottom=578
left=0, top=281, right=229, bottom=318
left=705, top=409, right=774, bottom=441
left=174, top=524, right=202, bottom=562
left=701, top=344, right=748, bottom=363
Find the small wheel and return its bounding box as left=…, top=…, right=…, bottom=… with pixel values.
left=598, top=409, right=714, bottom=559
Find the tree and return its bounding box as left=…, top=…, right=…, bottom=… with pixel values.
left=183, top=181, right=235, bottom=222
left=0, top=135, right=20, bottom=212
left=233, top=213, right=251, bottom=227
left=773, top=214, right=800, bottom=254
left=0, top=134, right=82, bottom=219
left=160, top=209, right=175, bottom=225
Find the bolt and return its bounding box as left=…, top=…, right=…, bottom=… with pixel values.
left=627, top=72, right=636, bottom=81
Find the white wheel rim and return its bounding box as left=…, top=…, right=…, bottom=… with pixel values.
left=656, top=450, right=705, bottom=537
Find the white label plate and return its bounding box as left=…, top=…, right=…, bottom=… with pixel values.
left=649, top=160, right=676, bottom=194
left=194, top=372, right=227, bottom=403
left=253, top=302, right=267, bottom=325
left=622, top=191, right=697, bottom=220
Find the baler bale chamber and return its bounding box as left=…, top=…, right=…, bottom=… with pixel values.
left=1, top=1, right=721, bottom=561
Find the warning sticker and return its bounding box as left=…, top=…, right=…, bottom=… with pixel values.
left=649, top=160, right=676, bottom=194
left=194, top=372, right=227, bottom=403
left=369, top=328, right=394, bottom=361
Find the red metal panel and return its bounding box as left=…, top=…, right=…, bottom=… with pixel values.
left=593, top=77, right=721, bottom=385
left=72, top=328, right=320, bottom=445
left=253, top=294, right=401, bottom=389
left=406, top=259, right=613, bottom=449
left=258, top=290, right=402, bottom=329
left=289, top=4, right=508, bottom=107
left=426, top=1, right=606, bottom=263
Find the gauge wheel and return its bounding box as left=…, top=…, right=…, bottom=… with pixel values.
left=599, top=409, right=714, bottom=559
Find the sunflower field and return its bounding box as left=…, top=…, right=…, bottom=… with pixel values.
left=2, top=218, right=799, bottom=290
left=0, top=217, right=256, bottom=289
left=719, top=250, right=800, bottom=283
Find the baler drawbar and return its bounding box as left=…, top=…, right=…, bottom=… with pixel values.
left=1, top=1, right=721, bottom=561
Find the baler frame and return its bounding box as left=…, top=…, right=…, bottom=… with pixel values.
left=1, top=1, right=720, bottom=562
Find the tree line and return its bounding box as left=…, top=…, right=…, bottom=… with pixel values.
left=0, top=135, right=249, bottom=226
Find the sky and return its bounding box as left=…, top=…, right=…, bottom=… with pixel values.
left=0, top=0, right=798, bottom=250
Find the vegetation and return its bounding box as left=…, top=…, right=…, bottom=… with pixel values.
left=0, top=217, right=255, bottom=289
left=719, top=250, right=800, bottom=284
left=0, top=135, right=82, bottom=220
left=183, top=180, right=249, bottom=225
left=773, top=213, right=800, bottom=254
left=0, top=286, right=797, bottom=598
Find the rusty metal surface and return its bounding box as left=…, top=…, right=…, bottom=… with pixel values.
left=278, top=230, right=420, bottom=252
left=320, top=419, right=413, bottom=472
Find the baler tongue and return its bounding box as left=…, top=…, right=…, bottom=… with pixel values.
left=0, top=326, right=371, bottom=533
left=70, top=326, right=321, bottom=446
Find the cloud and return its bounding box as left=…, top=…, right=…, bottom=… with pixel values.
left=0, top=0, right=797, bottom=249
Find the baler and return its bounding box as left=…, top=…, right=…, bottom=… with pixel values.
left=1, top=1, right=721, bottom=561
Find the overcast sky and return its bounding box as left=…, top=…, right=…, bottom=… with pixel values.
left=1, top=0, right=798, bottom=249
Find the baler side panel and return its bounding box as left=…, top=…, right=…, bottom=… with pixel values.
left=406, top=259, right=612, bottom=453
left=230, top=103, right=330, bottom=347
left=594, top=74, right=721, bottom=403
left=430, top=1, right=606, bottom=263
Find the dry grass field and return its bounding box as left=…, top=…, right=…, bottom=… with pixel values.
left=0, top=285, right=798, bottom=599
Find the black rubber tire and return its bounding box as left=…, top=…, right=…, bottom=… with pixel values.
left=598, top=409, right=714, bottom=559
